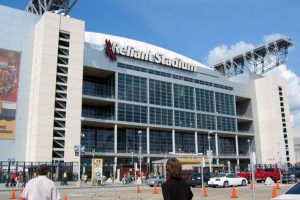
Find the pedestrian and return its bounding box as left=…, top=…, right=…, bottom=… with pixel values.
left=10, top=172, right=16, bottom=187
left=21, top=172, right=28, bottom=187
left=21, top=164, right=60, bottom=200
left=84, top=173, right=88, bottom=183
left=162, top=158, right=193, bottom=200
left=5, top=174, right=10, bottom=187
left=63, top=171, right=68, bottom=185
left=16, top=174, right=20, bottom=188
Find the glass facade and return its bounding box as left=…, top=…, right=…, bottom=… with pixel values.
left=215, top=92, right=235, bottom=116
left=219, top=137, right=236, bottom=155
left=83, top=76, right=115, bottom=98
left=197, top=133, right=216, bottom=155
left=217, top=116, right=236, bottom=132
left=197, top=113, right=215, bottom=130
left=150, top=130, right=173, bottom=154
left=81, top=127, right=114, bottom=152
left=82, top=104, right=114, bottom=120
left=149, top=79, right=172, bottom=107
left=175, top=132, right=195, bottom=153
left=195, top=88, right=214, bottom=113
left=150, top=107, right=173, bottom=126
left=118, top=73, right=147, bottom=103
left=175, top=110, right=195, bottom=128
left=118, top=103, right=147, bottom=123
left=117, top=128, right=147, bottom=154
left=174, top=84, right=194, bottom=110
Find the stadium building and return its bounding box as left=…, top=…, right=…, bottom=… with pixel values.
left=0, top=3, right=295, bottom=177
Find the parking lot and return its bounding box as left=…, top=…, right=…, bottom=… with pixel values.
left=0, top=182, right=292, bottom=200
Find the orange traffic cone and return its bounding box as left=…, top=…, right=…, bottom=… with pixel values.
left=250, top=181, right=253, bottom=189
left=153, top=183, right=158, bottom=194
left=272, top=186, right=278, bottom=198
left=63, top=195, right=68, bottom=200
left=275, top=180, right=280, bottom=189
left=19, top=189, right=23, bottom=200
left=10, top=188, right=16, bottom=199
left=137, top=185, right=141, bottom=193
left=231, top=185, right=238, bottom=198
left=203, top=184, right=208, bottom=197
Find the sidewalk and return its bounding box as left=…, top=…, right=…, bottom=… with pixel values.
left=0, top=181, right=144, bottom=192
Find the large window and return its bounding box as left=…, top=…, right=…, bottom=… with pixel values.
left=197, top=133, right=216, bottom=155
left=215, top=92, right=235, bottom=116
left=83, top=76, right=115, bottom=98
left=117, top=128, right=147, bottom=154
left=219, top=137, right=236, bottom=156
left=81, top=127, right=114, bottom=153
left=82, top=104, right=114, bottom=120
left=197, top=113, right=215, bottom=130
left=174, top=84, right=194, bottom=110
left=150, top=130, right=173, bottom=154
left=195, top=88, right=215, bottom=113
left=149, top=79, right=172, bottom=107
left=118, top=103, right=147, bottom=123
left=150, top=107, right=173, bottom=126
left=217, top=116, right=236, bottom=132
left=175, top=132, right=195, bottom=153
left=118, top=73, right=147, bottom=103
left=175, top=110, right=195, bottom=128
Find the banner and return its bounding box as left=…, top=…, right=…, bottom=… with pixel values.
left=91, top=158, right=103, bottom=184
left=0, top=48, right=21, bottom=140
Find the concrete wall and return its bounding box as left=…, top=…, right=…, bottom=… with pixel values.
left=0, top=5, right=40, bottom=161
left=254, top=75, right=295, bottom=164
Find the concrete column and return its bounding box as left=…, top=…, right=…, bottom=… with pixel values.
left=172, top=129, right=175, bottom=154
left=114, top=124, right=117, bottom=154
left=215, top=133, right=219, bottom=165
left=215, top=133, right=219, bottom=156
left=235, top=135, right=239, bottom=157
left=147, top=127, right=150, bottom=155
left=195, top=131, right=198, bottom=154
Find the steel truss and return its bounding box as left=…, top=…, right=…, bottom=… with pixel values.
left=26, top=0, right=77, bottom=15
left=211, top=38, right=293, bottom=77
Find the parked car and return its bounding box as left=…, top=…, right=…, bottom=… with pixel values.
left=146, top=175, right=165, bottom=187
left=208, top=173, right=248, bottom=188
left=187, top=172, right=214, bottom=187
left=236, top=168, right=281, bottom=182
left=282, top=167, right=300, bottom=183
left=273, top=182, right=300, bottom=200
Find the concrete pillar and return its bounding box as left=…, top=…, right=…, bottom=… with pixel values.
left=147, top=127, right=150, bottom=155
left=215, top=133, right=219, bottom=165
left=195, top=131, right=198, bottom=154
left=172, top=129, right=175, bottom=154
left=114, top=124, right=117, bottom=154
left=235, top=135, right=239, bottom=157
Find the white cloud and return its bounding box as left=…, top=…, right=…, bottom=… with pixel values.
left=206, top=41, right=255, bottom=65
left=205, top=33, right=300, bottom=128
left=263, top=33, right=288, bottom=43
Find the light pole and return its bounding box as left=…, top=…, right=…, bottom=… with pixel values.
left=138, top=130, right=142, bottom=184
left=247, top=139, right=251, bottom=155
left=78, top=133, right=85, bottom=187
left=131, top=151, right=134, bottom=165
left=208, top=130, right=213, bottom=173
left=199, top=153, right=204, bottom=188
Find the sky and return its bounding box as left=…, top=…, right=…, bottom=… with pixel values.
left=1, top=0, right=300, bottom=128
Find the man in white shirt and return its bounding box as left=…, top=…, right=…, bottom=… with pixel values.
left=22, top=164, right=61, bottom=200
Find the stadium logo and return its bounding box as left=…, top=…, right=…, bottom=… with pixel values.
left=105, top=39, right=117, bottom=61
left=105, top=39, right=196, bottom=72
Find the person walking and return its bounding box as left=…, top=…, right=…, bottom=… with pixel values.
left=22, top=164, right=60, bottom=200
left=15, top=174, right=20, bottom=188
left=21, top=172, right=28, bottom=187
left=5, top=174, right=10, bottom=188
left=162, top=158, right=193, bottom=200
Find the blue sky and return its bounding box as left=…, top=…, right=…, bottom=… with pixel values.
left=1, top=0, right=300, bottom=127
left=1, top=0, right=299, bottom=75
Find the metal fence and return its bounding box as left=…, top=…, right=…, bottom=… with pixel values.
left=0, top=161, right=76, bottom=183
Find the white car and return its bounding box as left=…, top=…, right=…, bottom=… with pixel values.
left=273, top=182, right=300, bottom=200
left=208, top=173, right=248, bottom=188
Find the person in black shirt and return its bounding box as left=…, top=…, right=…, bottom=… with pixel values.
left=162, top=158, right=193, bottom=200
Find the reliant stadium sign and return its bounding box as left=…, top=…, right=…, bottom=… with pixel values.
left=105, top=39, right=196, bottom=72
